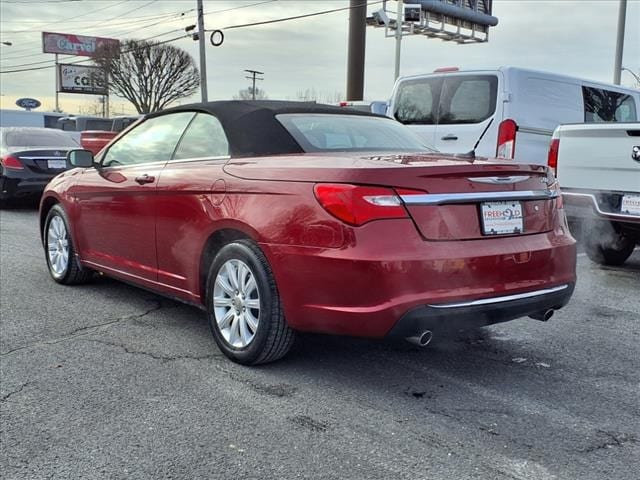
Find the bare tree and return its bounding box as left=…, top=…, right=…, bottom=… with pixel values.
left=94, top=39, right=200, bottom=114
left=295, top=88, right=344, bottom=103
left=233, top=87, right=268, bottom=100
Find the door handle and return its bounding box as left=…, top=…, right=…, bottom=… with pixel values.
left=441, top=134, right=458, bottom=141
left=135, top=174, right=155, bottom=185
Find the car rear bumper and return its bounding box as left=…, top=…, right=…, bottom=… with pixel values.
left=563, top=189, right=640, bottom=225
left=1, top=174, right=54, bottom=200
left=387, top=283, right=575, bottom=338
left=262, top=218, right=577, bottom=338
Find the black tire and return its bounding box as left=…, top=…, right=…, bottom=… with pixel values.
left=44, top=204, right=92, bottom=284
left=205, top=239, right=295, bottom=365
left=582, top=219, right=635, bottom=266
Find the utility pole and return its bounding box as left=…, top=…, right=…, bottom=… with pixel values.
left=196, top=0, right=208, bottom=101
left=54, top=53, right=60, bottom=112
left=613, top=0, right=627, bottom=85
left=394, top=0, right=403, bottom=80
left=244, top=69, right=264, bottom=100
left=346, top=0, right=367, bottom=101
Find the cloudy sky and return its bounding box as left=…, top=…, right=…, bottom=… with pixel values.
left=0, top=0, right=638, bottom=114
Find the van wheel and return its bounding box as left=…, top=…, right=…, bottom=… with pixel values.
left=582, top=219, right=635, bottom=266
left=205, top=239, right=295, bottom=365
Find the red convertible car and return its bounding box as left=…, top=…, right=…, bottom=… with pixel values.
left=40, top=101, right=576, bottom=364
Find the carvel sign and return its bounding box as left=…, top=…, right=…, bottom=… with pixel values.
left=42, top=32, right=119, bottom=57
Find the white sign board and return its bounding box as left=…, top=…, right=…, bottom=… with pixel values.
left=58, top=64, right=108, bottom=95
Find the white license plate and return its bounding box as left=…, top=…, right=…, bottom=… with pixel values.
left=481, top=201, right=524, bottom=235
left=621, top=194, right=640, bottom=216
left=47, top=159, right=66, bottom=169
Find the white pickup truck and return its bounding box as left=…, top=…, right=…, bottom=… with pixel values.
left=550, top=122, right=640, bottom=266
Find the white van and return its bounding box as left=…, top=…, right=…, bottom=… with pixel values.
left=386, top=67, right=640, bottom=164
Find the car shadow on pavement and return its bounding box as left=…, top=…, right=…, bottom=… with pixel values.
left=1, top=197, right=41, bottom=210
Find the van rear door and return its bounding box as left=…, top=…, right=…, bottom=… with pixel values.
left=390, top=72, right=502, bottom=155
left=389, top=76, right=443, bottom=147
left=433, top=73, right=500, bottom=155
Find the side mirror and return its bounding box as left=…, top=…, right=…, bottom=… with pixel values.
left=370, top=101, right=389, bottom=116
left=67, top=149, right=95, bottom=168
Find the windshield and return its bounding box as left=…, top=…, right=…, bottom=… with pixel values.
left=277, top=114, right=436, bottom=153
left=5, top=129, right=79, bottom=147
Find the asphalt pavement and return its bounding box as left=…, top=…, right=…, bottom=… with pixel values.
left=1, top=206, right=639, bottom=480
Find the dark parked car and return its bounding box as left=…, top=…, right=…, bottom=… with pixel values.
left=39, top=101, right=576, bottom=364
left=1, top=127, right=79, bottom=206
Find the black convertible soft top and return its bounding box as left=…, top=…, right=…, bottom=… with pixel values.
left=147, top=100, right=379, bottom=157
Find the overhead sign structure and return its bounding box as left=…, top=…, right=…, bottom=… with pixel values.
left=42, top=32, right=119, bottom=57
left=369, top=0, right=498, bottom=44
left=58, top=64, right=108, bottom=95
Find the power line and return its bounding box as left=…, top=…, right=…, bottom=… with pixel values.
left=1, top=0, right=377, bottom=74
left=1, top=7, right=191, bottom=63
left=0, top=0, right=128, bottom=29
left=217, top=0, right=381, bottom=31
left=1, top=1, right=273, bottom=61
left=0, top=31, right=188, bottom=73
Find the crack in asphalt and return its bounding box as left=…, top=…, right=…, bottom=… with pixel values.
left=582, top=430, right=638, bottom=453
left=0, top=382, right=33, bottom=402
left=0, top=300, right=168, bottom=357
left=78, top=338, right=218, bottom=363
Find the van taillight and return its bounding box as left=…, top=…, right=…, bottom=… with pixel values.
left=547, top=137, right=560, bottom=176
left=2, top=155, right=24, bottom=170
left=496, top=119, right=517, bottom=159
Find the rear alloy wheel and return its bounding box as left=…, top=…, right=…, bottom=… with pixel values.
left=44, top=205, right=92, bottom=284
left=582, top=219, right=636, bottom=266
left=206, top=240, right=295, bottom=365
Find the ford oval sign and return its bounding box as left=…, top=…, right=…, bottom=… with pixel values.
left=16, top=98, right=42, bottom=111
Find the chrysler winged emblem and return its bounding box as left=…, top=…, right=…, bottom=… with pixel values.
left=467, top=175, right=530, bottom=185
left=633, top=146, right=640, bottom=163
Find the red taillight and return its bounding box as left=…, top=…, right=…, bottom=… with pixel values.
left=2, top=155, right=24, bottom=170
left=339, top=101, right=349, bottom=107
left=547, top=137, right=559, bottom=176
left=496, top=119, right=517, bottom=159
left=314, top=184, right=409, bottom=226
left=433, top=67, right=459, bottom=73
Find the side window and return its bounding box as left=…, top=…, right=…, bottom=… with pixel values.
left=393, top=78, right=441, bottom=125
left=44, top=115, right=63, bottom=129
left=583, top=86, right=638, bottom=123
left=102, top=112, right=195, bottom=167
left=439, top=75, right=498, bottom=124
left=172, top=113, right=229, bottom=160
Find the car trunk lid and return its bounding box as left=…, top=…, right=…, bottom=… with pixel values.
left=9, top=148, right=70, bottom=174
left=224, top=152, right=558, bottom=240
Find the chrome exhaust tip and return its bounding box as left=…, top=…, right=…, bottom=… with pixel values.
left=406, top=330, right=433, bottom=347
left=529, top=309, right=555, bottom=322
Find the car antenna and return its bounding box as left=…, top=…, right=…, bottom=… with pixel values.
left=458, top=117, right=495, bottom=160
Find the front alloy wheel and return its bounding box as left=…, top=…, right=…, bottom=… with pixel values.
left=44, top=205, right=92, bottom=285
left=47, top=215, right=70, bottom=277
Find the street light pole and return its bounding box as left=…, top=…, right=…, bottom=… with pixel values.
left=196, top=0, right=208, bottom=102
left=621, top=67, right=640, bottom=86
left=613, top=0, right=627, bottom=85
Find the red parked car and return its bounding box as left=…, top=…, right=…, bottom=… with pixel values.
left=39, top=101, right=576, bottom=364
